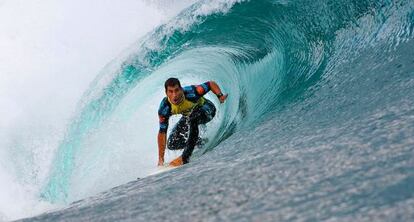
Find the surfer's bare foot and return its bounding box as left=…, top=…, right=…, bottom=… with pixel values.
left=169, top=156, right=183, bottom=167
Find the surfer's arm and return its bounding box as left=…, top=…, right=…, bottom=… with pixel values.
left=157, top=132, right=166, bottom=166
left=157, top=116, right=168, bottom=166
left=157, top=98, right=170, bottom=166
left=195, top=81, right=227, bottom=103
left=207, top=81, right=228, bottom=103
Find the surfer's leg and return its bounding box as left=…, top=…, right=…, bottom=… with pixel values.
left=182, top=101, right=216, bottom=163
left=167, top=117, right=188, bottom=150
left=182, top=120, right=198, bottom=164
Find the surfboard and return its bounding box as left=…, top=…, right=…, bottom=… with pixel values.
left=137, top=166, right=178, bottom=180
left=148, top=165, right=176, bottom=176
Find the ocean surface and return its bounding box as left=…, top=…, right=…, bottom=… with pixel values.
left=11, top=0, right=414, bottom=221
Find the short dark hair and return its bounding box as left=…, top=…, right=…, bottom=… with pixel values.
left=164, top=77, right=181, bottom=91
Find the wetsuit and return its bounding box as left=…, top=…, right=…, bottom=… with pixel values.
left=158, top=82, right=216, bottom=164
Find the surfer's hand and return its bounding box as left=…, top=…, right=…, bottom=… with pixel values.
left=219, top=94, right=228, bottom=103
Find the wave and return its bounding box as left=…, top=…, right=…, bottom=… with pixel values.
left=40, top=0, right=414, bottom=205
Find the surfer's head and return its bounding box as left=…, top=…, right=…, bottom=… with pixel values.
left=165, top=77, right=184, bottom=105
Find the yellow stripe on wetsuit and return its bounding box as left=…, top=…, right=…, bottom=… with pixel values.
left=168, top=97, right=205, bottom=116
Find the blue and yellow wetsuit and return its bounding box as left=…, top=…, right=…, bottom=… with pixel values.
left=158, top=81, right=216, bottom=163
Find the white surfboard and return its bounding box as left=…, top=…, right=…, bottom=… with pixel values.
left=148, top=165, right=176, bottom=176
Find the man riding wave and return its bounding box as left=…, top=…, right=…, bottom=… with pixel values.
left=157, top=78, right=228, bottom=166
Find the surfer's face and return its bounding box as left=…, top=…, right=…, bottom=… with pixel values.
left=166, top=85, right=184, bottom=105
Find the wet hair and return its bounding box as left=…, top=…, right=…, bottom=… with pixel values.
left=164, top=77, right=182, bottom=91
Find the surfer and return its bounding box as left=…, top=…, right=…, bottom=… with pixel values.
left=157, top=78, right=228, bottom=167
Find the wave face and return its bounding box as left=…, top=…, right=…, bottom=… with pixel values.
left=39, top=0, right=414, bottom=218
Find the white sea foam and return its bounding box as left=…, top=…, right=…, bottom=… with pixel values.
left=0, top=0, right=165, bottom=220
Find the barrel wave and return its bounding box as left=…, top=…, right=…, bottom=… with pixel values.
left=34, top=0, right=414, bottom=221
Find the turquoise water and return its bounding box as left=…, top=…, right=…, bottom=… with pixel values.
left=33, top=0, right=414, bottom=220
